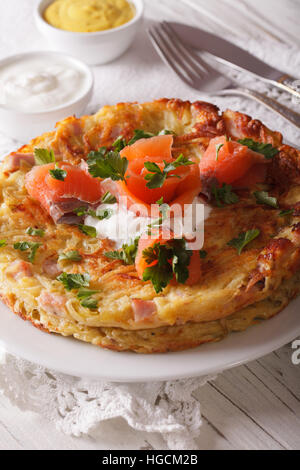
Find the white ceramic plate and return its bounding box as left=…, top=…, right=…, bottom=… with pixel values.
left=1, top=297, right=300, bottom=382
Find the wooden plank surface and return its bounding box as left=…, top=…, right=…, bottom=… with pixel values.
left=0, top=0, right=300, bottom=450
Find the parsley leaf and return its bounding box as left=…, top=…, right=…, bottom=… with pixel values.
left=75, top=206, right=113, bottom=221
left=142, top=239, right=193, bottom=294
left=58, top=250, right=82, bottom=262
left=254, top=191, right=278, bottom=208
left=73, top=206, right=89, bottom=217
left=105, top=237, right=139, bottom=265
left=212, top=184, right=239, bottom=207
left=49, top=164, right=67, bottom=181
left=57, top=272, right=90, bottom=291
left=94, top=208, right=113, bottom=221
left=128, top=130, right=155, bottom=145
left=227, top=229, right=260, bottom=255
left=101, top=191, right=117, bottom=204
left=80, top=297, right=98, bottom=309
left=77, top=288, right=99, bottom=299
left=200, top=250, right=207, bottom=259
left=112, top=136, right=127, bottom=152
left=13, top=242, right=30, bottom=252
left=171, top=239, right=192, bottom=284
left=0, top=240, right=7, bottom=248
left=34, top=148, right=55, bottom=165
left=27, top=243, right=41, bottom=263
left=279, top=209, right=295, bottom=217
left=13, top=241, right=41, bottom=263
left=216, top=143, right=224, bottom=161
left=87, top=148, right=128, bottom=183
left=238, top=139, right=279, bottom=160
left=142, top=243, right=173, bottom=294
left=144, top=154, right=194, bottom=189
left=78, top=224, right=97, bottom=238
left=26, top=227, right=45, bottom=237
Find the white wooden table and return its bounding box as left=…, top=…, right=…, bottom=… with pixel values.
left=0, top=0, right=300, bottom=450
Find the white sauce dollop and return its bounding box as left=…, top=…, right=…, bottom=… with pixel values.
left=85, top=197, right=212, bottom=250
left=0, top=56, right=89, bottom=112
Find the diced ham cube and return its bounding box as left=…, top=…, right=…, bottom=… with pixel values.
left=6, top=260, right=33, bottom=280
left=38, top=291, right=66, bottom=317
left=42, top=258, right=62, bottom=278
left=3, top=153, right=35, bottom=173
left=131, top=299, right=157, bottom=323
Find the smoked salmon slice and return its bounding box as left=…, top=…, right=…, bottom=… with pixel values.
left=200, top=136, right=268, bottom=186
left=25, top=162, right=102, bottom=223
left=120, top=134, right=173, bottom=161
left=117, top=135, right=202, bottom=208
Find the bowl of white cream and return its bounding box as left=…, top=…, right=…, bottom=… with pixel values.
left=0, top=51, right=93, bottom=142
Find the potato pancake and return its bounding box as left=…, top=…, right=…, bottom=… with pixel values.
left=0, top=99, right=299, bottom=353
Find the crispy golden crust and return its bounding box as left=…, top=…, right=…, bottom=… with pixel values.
left=0, top=98, right=300, bottom=352
left=2, top=270, right=299, bottom=353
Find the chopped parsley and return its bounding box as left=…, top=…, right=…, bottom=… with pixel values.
left=0, top=240, right=7, bottom=248
left=237, top=139, right=279, bottom=160
left=73, top=206, right=89, bottom=217
left=142, top=239, right=192, bottom=294
left=87, top=147, right=128, bottom=183
left=101, top=191, right=117, bottom=204
left=34, top=148, right=55, bottom=165
left=216, top=143, right=224, bottom=161
left=77, top=224, right=97, bottom=238
left=254, top=191, right=278, bottom=208
left=128, top=129, right=155, bottom=145
left=77, top=287, right=99, bottom=299
left=56, top=273, right=98, bottom=309
left=80, top=297, right=98, bottom=309
left=74, top=206, right=113, bottom=221
left=13, top=241, right=41, bottom=263
left=25, top=227, right=45, bottom=237
left=58, top=250, right=82, bottom=262
left=105, top=237, right=139, bottom=265
left=144, top=154, right=194, bottom=189
left=49, top=164, right=67, bottom=181
left=93, top=208, right=113, bottom=221
left=112, top=136, right=127, bottom=152
left=57, top=272, right=90, bottom=291
left=279, top=209, right=295, bottom=217
left=200, top=250, right=207, bottom=259
left=227, top=229, right=260, bottom=255
left=211, top=184, right=239, bottom=207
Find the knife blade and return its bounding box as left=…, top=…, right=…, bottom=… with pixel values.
left=169, top=21, right=300, bottom=100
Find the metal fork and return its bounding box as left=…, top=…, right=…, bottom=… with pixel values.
left=148, top=22, right=300, bottom=129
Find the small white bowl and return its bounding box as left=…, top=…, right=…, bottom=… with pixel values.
left=35, top=0, right=144, bottom=65
left=0, top=51, right=93, bottom=142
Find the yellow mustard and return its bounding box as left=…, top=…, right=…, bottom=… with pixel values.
left=44, top=0, right=135, bottom=33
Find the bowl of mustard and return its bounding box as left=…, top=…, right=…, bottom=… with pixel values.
left=35, top=0, right=144, bottom=65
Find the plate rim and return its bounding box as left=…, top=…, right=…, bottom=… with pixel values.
left=1, top=296, right=300, bottom=382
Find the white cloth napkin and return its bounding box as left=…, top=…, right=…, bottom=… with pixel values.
left=0, top=0, right=299, bottom=451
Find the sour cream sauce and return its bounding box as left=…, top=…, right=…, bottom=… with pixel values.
left=0, top=55, right=89, bottom=112
left=85, top=197, right=212, bottom=249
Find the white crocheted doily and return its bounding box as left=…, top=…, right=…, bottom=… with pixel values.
left=0, top=349, right=214, bottom=449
